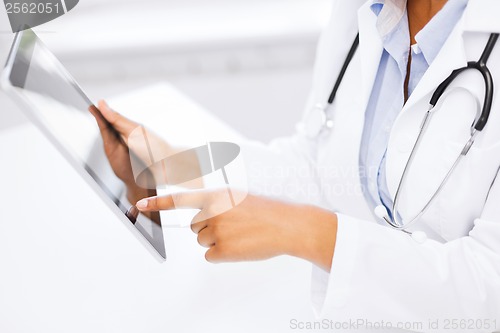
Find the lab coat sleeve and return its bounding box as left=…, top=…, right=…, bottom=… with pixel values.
left=311, top=171, right=500, bottom=332
left=237, top=83, right=322, bottom=205
left=235, top=0, right=366, bottom=207
left=238, top=133, right=322, bottom=205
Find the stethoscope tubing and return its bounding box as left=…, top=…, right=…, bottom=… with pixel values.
left=389, top=33, right=498, bottom=230
left=318, top=32, right=499, bottom=232
left=327, top=33, right=360, bottom=104
left=430, top=33, right=498, bottom=131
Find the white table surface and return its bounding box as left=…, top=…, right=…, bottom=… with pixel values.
left=0, top=83, right=320, bottom=333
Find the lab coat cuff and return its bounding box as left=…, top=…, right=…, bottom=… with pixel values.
left=311, top=213, right=360, bottom=318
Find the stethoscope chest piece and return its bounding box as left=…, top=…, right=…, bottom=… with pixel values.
left=304, top=103, right=333, bottom=138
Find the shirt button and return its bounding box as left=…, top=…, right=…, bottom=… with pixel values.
left=411, top=43, right=422, bottom=55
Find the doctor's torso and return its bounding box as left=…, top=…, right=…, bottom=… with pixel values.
left=302, top=0, right=500, bottom=242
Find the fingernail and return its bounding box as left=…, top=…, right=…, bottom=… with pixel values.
left=136, top=199, right=148, bottom=210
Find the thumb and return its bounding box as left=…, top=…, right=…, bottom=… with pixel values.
left=98, top=100, right=138, bottom=137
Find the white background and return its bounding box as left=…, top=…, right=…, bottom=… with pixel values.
left=0, top=0, right=332, bottom=141
left=0, top=1, right=332, bottom=332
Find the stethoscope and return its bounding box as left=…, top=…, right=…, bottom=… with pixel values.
left=302, top=32, right=499, bottom=237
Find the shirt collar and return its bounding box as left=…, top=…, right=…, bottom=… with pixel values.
left=415, top=0, right=468, bottom=64
left=371, top=0, right=407, bottom=37
left=371, top=0, right=410, bottom=74
left=370, top=0, right=468, bottom=66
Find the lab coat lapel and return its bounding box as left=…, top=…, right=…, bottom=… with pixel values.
left=402, top=20, right=468, bottom=113
left=357, top=5, right=384, bottom=114
left=386, top=17, right=468, bottom=197
left=383, top=14, right=469, bottom=229
left=401, top=0, right=500, bottom=112
left=316, top=3, right=382, bottom=219
left=325, top=3, right=384, bottom=219
left=385, top=1, right=500, bottom=227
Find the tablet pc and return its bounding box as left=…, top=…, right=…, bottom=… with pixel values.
left=1, top=29, right=166, bottom=261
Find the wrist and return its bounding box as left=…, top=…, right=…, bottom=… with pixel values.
left=286, top=205, right=338, bottom=271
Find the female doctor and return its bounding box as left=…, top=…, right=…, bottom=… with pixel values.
left=94, top=0, right=500, bottom=330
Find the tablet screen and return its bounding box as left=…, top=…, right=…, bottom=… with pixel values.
left=3, top=29, right=166, bottom=259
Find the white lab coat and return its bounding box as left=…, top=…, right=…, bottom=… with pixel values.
left=238, top=0, right=500, bottom=332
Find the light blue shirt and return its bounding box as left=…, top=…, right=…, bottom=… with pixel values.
left=359, top=0, right=468, bottom=216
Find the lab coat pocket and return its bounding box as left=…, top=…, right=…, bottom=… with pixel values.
left=437, top=140, right=500, bottom=240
